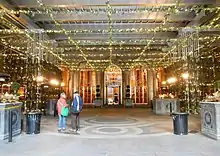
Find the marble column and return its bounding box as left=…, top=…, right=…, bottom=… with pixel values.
left=148, top=69, right=156, bottom=105
left=68, top=70, right=73, bottom=97
left=72, top=70, right=80, bottom=95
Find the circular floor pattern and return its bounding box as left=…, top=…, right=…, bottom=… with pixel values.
left=41, top=116, right=173, bottom=138
left=92, top=127, right=129, bottom=135
left=83, top=116, right=138, bottom=125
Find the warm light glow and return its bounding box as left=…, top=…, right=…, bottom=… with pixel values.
left=36, top=75, right=43, bottom=82
left=61, top=82, right=65, bottom=87
left=167, top=77, right=177, bottom=84
left=50, top=79, right=59, bottom=86
left=182, top=73, right=189, bottom=79
left=162, top=81, right=166, bottom=85
left=0, top=78, right=5, bottom=82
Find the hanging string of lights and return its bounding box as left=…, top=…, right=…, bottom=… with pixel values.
left=0, top=5, right=219, bottom=35
left=106, top=0, right=113, bottom=65
left=0, top=1, right=220, bottom=70
left=0, top=5, right=218, bottom=16
left=131, top=0, right=171, bottom=68
left=36, top=0, right=94, bottom=69
left=0, top=16, right=69, bottom=66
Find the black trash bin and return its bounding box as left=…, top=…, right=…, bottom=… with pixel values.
left=26, top=112, right=42, bottom=134
left=172, top=112, right=189, bottom=135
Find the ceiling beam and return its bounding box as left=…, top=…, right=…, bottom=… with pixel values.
left=57, top=42, right=168, bottom=46
left=10, top=0, right=216, bottom=7
left=187, top=10, right=218, bottom=27
left=43, top=22, right=183, bottom=31
left=186, top=11, right=206, bottom=27
left=0, top=0, right=40, bottom=29
left=33, top=12, right=194, bottom=22
left=62, top=50, right=163, bottom=54
left=49, top=32, right=177, bottom=40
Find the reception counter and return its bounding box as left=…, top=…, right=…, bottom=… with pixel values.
left=200, top=102, right=220, bottom=140
left=0, top=102, right=22, bottom=140
left=153, top=98, right=180, bottom=115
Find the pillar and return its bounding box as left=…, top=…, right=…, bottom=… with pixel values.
left=122, top=70, right=131, bottom=104
left=26, top=29, right=44, bottom=110
left=72, top=70, right=80, bottom=95
left=68, top=70, right=73, bottom=98
left=178, top=28, right=200, bottom=113
left=100, top=71, right=104, bottom=99
left=96, top=71, right=104, bottom=99
left=148, top=69, right=156, bottom=105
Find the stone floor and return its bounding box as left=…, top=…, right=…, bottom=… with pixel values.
left=0, top=108, right=219, bottom=156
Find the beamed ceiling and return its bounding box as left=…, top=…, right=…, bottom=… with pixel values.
left=0, top=0, right=220, bottom=70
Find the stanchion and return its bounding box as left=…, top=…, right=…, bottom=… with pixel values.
left=8, top=110, right=12, bottom=142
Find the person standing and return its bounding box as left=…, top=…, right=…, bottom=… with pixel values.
left=70, top=91, right=83, bottom=133
left=56, top=92, right=68, bottom=132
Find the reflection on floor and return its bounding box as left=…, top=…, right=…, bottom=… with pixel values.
left=37, top=108, right=200, bottom=138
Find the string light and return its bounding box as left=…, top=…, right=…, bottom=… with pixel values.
left=0, top=2, right=220, bottom=70
left=106, top=0, right=113, bottom=64
left=0, top=5, right=218, bottom=16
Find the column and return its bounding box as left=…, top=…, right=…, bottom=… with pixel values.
left=100, top=71, right=104, bottom=99
left=72, top=70, right=80, bottom=95
left=153, top=70, right=157, bottom=97
left=26, top=29, right=44, bottom=110
left=68, top=70, right=73, bottom=98
left=148, top=69, right=156, bottom=105
left=179, top=28, right=200, bottom=113
left=96, top=71, right=101, bottom=85
left=95, top=71, right=104, bottom=99
left=122, top=70, right=131, bottom=104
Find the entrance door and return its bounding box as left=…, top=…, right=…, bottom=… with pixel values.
left=107, top=86, right=120, bottom=105
left=104, top=65, right=122, bottom=105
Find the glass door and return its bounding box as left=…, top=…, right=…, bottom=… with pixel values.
left=107, top=86, right=120, bottom=105
left=104, top=65, right=122, bottom=105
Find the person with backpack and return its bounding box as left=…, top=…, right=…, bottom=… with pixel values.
left=70, top=91, right=83, bottom=133
left=56, top=92, right=68, bottom=132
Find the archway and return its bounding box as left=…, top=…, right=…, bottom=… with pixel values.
left=104, top=65, right=122, bottom=106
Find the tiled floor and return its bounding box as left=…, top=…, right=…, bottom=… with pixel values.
left=0, top=108, right=218, bottom=156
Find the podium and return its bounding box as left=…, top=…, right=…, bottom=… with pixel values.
left=0, top=102, right=22, bottom=140
left=153, top=98, right=180, bottom=115
left=200, top=102, right=220, bottom=140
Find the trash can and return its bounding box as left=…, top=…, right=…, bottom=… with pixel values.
left=26, top=112, right=42, bottom=134
left=172, top=112, right=189, bottom=135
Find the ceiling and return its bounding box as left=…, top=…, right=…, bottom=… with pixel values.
left=0, top=0, right=219, bottom=70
